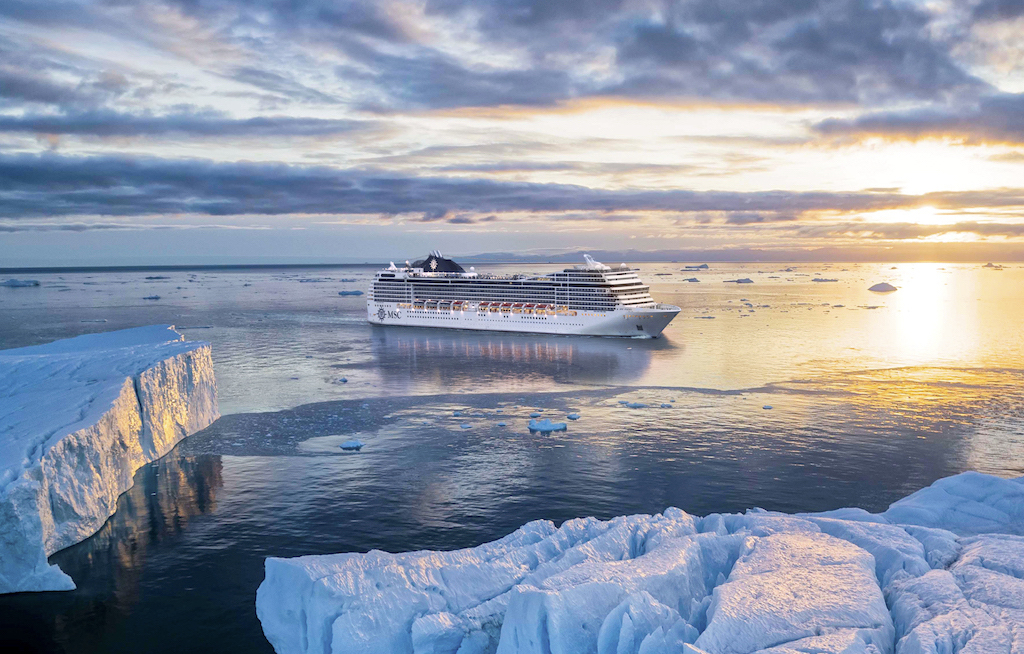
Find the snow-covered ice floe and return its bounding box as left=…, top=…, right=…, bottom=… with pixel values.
left=256, top=471, right=1024, bottom=654
left=0, top=325, right=218, bottom=594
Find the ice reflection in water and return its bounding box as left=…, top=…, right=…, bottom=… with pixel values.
left=0, top=450, right=223, bottom=653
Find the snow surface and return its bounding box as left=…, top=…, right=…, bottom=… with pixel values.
left=0, top=325, right=219, bottom=594
left=257, top=472, right=1024, bottom=654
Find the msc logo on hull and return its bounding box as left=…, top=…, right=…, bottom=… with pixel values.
left=376, top=307, right=401, bottom=320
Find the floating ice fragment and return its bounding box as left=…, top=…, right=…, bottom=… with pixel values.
left=625, top=402, right=648, bottom=409
left=763, top=405, right=773, bottom=410
left=497, top=422, right=507, bottom=427
left=529, top=412, right=542, bottom=418
left=142, top=295, right=161, bottom=300
left=460, top=423, right=472, bottom=429
left=338, top=278, right=357, bottom=282
left=337, top=290, right=364, bottom=296
left=868, top=282, right=897, bottom=293
left=812, top=278, right=839, bottom=282
left=683, top=263, right=709, bottom=270
left=1, top=279, right=40, bottom=287
left=453, top=411, right=462, bottom=417
left=694, top=316, right=716, bottom=319
left=660, top=403, right=673, bottom=408
left=144, top=275, right=169, bottom=280
left=684, top=277, right=700, bottom=282
left=725, top=278, right=754, bottom=284
left=339, top=377, right=348, bottom=383
left=340, top=440, right=364, bottom=451
left=528, top=418, right=567, bottom=433
left=567, top=413, right=581, bottom=420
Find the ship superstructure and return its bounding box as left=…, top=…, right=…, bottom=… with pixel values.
left=366, top=251, right=680, bottom=337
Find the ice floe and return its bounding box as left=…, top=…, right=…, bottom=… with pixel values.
left=0, top=325, right=219, bottom=594
left=527, top=418, right=567, bottom=433
left=567, top=413, right=581, bottom=421
left=1, top=279, right=40, bottom=287
left=339, top=440, right=364, bottom=451
left=725, top=278, right=754, bottom=284
left=256, top=471, right=1024, bottom=654
left=337, top=290, right=364, bottom=296
left=869, top=283, right=898, bottom=293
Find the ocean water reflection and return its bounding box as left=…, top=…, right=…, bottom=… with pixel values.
left=367, top=326, right=672, bottom=388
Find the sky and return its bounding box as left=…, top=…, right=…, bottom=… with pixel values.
left=2, top=0, right=1024, bottom=266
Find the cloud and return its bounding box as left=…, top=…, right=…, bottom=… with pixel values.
left=798, top=220, right=1024, bottom=239
left=3, top=152, right=1024, bottom=221
left=0, top=110, right=371, bottom=137
left=972, top=0, right=1024, bottom=21
left=815, top=92, right=1024, bottom=144
left=6, top=0, right=986, bottom=113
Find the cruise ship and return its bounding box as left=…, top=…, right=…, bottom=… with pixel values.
left=366, top=252, right=680, bottom=337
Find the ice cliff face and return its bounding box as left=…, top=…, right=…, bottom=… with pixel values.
left=256, top=472, right=1024, bottom=654
left=0, top=325, right=218, bottom=594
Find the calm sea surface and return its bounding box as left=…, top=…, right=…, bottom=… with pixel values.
left=1, top=262, right=1022, bottom=653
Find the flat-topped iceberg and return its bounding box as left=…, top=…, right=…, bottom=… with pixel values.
left=257, top=472, right=1024, bottom=654
left=0, top=325, right=218, bottom=594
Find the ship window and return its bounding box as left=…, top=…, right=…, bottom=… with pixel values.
left=636, top=325, right=644, bottom=331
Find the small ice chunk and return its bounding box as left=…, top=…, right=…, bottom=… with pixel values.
left=529, top=412, right=542, bottom=418
left=340, top=440, right=364, bottom=451
left=339, top=377, right=348, bottom=383
left=528, top=418, right=567, bottom=433
left=625, top=402, right=648, bottom=409
left=1, top=279, right=40, bottom=287
left=497, top=422, right=507, bottom=427
left=868, top=282, right=897, bottom=293
left=338, top=290, right=364, bottom=296
left=763, top=405, right=773, bottom=410
left=725, top=278, right=754, bottom=284
left=453, top=411, right=463, bottom=417
left=660, top=403, right=672, bottom=409
left=684, top=277, right=700, bottom=282
left=142, top=295, right=161, bottom=300
left=567, top=413, right=581, bottom=420
left=812, top=278, right=839, bottom=282
left=460, top=423, right=472, bottom=429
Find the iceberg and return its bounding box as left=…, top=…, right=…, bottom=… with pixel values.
left=0, top=325, right=218, bottom=594
left=869, top=283, right=897, bottom=293
left=257, top=472, right=1024, bottom=654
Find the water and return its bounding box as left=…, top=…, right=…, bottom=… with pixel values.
left=1, top=262, right=1023, bottom=652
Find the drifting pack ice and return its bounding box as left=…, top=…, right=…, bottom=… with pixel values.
left=0, top=325, right=218, bottom=594
left=257, top=472, right=1024, bottom=654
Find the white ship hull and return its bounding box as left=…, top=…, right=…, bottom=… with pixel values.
left=367, top=301, right=679, bottom=338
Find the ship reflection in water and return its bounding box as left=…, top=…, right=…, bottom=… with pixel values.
left=0, top=450, right=222, bottom=653
left=368, top=325, right=677, bottom=391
